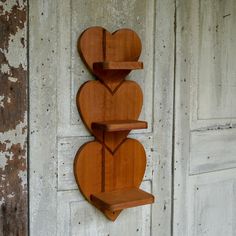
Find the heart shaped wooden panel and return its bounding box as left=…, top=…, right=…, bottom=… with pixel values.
left=74, top=26, right=154, bottom=221
left=78, top=26, right=142, bottom=92
left=77, top=80, right=143, bottom=152
left=74, top=138, right=146, bottom=221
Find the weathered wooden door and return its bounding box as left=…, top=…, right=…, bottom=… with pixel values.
left=29, top=1, right=175, bottom=235
left=174, top=0, right=236, bottom=235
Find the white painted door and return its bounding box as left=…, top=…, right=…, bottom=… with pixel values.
left=174, top=0, right=236, bottom=235
left=29, top=1, right=175, bottom=235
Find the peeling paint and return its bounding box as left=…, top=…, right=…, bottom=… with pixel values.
left=0, top=0, right=27, bottom=234
left=0, top=51, right=27, bottom=132
left=0, top=95, right=4, bottom=108
left=0, top=63, right=10, bottom=74
left=8, top=76, right=18, bottom=82
left=0, top=1, right=27, bottom=128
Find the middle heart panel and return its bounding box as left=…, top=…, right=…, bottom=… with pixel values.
left=77, top=80, right=143, bottom=152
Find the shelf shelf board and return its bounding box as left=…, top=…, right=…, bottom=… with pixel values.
left=93, top=61, right=143, bottom=70
left=91, top=120, right=147, bottom=132
left=91, top=188, right=154, bottom=211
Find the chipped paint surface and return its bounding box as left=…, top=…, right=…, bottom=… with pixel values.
left=0, top=0, right=27, bottom=235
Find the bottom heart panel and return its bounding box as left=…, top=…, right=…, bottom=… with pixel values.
left=73, top=138, right=146, bottom=220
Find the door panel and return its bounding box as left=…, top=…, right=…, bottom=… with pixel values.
left=57, top=0, right=155, bottom=137
left=30, top=0, right=175, bottom=235
left=56, top=0, right=155, bottom=234
left=57, top=182, right=152, bottom=236
left=174, top=0, right=236, bottom=235
left=190, top=129, right=236, bottom=174
left=188, top=170, right=236, bottom=236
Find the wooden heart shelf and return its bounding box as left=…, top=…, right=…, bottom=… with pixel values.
left=74, top=26, right=155, bottom=221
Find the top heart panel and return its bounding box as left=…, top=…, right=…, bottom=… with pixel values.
left=78, top=27, right=142, bottom=92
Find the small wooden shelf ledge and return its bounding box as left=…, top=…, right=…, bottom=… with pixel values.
left=91, top=188, right=154, bottom=211
left=91, top=120, right=147, bottom=132
left=93, top=61, right=143, bottom=70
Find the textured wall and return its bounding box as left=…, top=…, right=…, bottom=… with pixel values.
left=0, top=0, right=27, bottom=235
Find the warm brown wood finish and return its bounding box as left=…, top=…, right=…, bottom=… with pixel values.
left=74, top=139, right=146, bottom=201
left=74, top=139, right=146, bottom=220
left=93, top=61, right=143, bottom=70
left=77, top=80, right=143, bottom=152
left=91, top=188, right=154, bottom=211
left=78, top=27, right=142, bottom=92
left=74, top=27, right=154, bottom=221
left=91, top=120, right=147, bottom=132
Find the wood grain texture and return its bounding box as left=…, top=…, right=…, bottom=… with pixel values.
left=78, top=27, right=142, bottom=92
left=91, top=188, right=154, bottom=211
left=77, top=80, right=143, bottom=152
left=0, top=1, right=28, bottom=235
left=57, top=135, right=153, bottom=191
left=74, top=138, right=147, bottom=220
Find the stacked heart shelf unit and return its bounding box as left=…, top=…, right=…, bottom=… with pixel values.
left=74, top=27, right=155, bottom=221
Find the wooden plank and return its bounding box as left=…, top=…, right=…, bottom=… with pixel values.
left=93, top=61, right=143, bottom=70
left=173, top=0, right=192, bottom=235
left=91, top=188, right=154, bottom=212
left=152, top=0, right=175, bottom=235
left=29, top=0, right=58, bottom=235
left=0, top=1, right=28, bottom=235
left=91, top=120, right=147, bottom=132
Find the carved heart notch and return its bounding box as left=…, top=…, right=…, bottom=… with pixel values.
left=78, top=26, right=142, bottom=92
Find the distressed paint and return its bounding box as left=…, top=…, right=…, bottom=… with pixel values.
left=153, top=1, right=175, bottom=235
left=188, top=169, right=236, bottom=236
left=29, top=0, right=58, bottom=235
left=174, top=0, right=236, bottom=235
left=190, top=129, right=236, bottom=175
left=190, top=0, right=236, bottom=130
left=57, top=181, right=152, bottom=236
left=0, top=0, right=27, bottom=235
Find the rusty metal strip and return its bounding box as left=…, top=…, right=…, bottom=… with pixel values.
left=0, top=0, right=28, bottom=235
